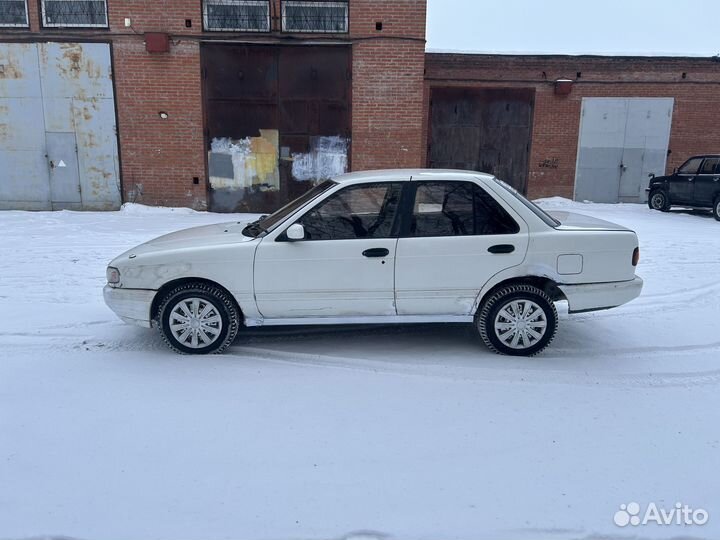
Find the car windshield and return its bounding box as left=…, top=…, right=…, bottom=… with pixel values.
left=242, top=180, right=337, bottom=238
left=678, top=157, right=703, bottom=175
left=492, top=177, right=561, bottom=227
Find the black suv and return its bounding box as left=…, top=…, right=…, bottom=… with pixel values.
left=647, top=155, right=720, bottom=220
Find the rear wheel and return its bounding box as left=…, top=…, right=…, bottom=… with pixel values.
left=156, top=282, right=240, bottom=354
left=476, top=284, right=558, bottom=357
left=713, top=197, right=720, bottom=221
left=648, top=190, right=670, bottom=212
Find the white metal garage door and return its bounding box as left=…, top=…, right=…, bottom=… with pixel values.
left=574, top=98, right=674, bottom=203
left=0, top=42, right=121, bottom=210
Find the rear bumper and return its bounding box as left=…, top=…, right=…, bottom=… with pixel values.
left=103, top=285, right=156, bottom=328
left=558, top=276, right=643, bottom=314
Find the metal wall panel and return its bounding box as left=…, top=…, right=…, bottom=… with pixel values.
left=202, top=44, right=351, bottom=213
left=575, top=98, right=674, bottom=203
left=428, top=88, right=535, bottom=194
left=0, top=42, right=120, bottom=210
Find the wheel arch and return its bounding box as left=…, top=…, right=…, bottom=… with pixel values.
left=474, top=275, right=566, bottom=316
left=150, top=277, right=244, bottom=323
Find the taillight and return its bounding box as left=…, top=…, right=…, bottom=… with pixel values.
left=632, top=247, right=640, bottom=267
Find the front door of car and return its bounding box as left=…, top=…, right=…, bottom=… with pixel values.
left=694, top=157, right=720, bottom=207
left=670, top=157, right=703, bottom=204
left=253, top=182, right=403, bottom=319
left=394, top=181, right=529, bottom=316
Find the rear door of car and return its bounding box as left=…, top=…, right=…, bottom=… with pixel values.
left=394, top=180, right=529, bottom=316
left=670, top=157, right=703, bottom=204
left=693, top=157, right=720, bottom=207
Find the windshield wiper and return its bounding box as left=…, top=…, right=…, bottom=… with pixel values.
left=242, top=218, right=268, bottom=238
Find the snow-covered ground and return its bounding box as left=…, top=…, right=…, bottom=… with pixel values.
left=1, top=200, right=719, bottom=540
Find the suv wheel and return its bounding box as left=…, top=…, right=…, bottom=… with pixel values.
left=476, top=284, right=558, bottom=357
left=648, top=190, right=670, bottom=212
left=713, top=197, right=720, bottom=221
left=156, top=282, right=240, bottom=354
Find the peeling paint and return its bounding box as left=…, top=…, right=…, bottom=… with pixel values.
left=292, top=136, right=348, bottom=182
left=209, top=130, right=280, bottom=190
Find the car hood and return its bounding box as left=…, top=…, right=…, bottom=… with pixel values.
left=115, top=221, right=258, bottom=261
left=548, top=211, right=632, bottom=232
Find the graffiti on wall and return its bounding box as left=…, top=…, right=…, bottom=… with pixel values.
left=292, top=136, right=349, bottom=182
left=208, top=129, right=280, bottom=191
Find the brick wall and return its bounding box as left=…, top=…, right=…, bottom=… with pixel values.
left=349, top=0, right=427, bottom=171
left=425, top=54, right=720, bottom=199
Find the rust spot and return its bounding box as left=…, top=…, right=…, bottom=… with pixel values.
left=58, top=43, right=103, bottom=81
left=0, top=46, right=25, bottom=79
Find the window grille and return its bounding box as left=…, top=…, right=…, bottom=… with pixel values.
left=42, top=0, right=108, bottom=27
left=0, top=0, right=28, bottom=27
left=203, top=0, right=271, bottom=32
left=282, top=1, right=348, bottom=33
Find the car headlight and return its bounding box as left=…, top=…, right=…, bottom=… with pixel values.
left=106, top=266, right=121, bottom=287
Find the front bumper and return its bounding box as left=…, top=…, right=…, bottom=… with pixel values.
left=558, top=276, right=643, bottom=314
left=103, top=285, right=156, bottom=328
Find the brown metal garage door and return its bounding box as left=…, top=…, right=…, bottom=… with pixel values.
left=428, top=88, right=534, bottom=194
left=202, top=44, right=351, bottom=213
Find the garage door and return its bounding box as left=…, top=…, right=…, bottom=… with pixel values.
left=0, top=42, right=121, bottom=211
left=428, top=88, right=534, bottom=194
left=575, top=98, right=674, bottom=203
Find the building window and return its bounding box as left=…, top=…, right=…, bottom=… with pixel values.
left=41, top=0, right=108, bottom=27
left=282, top=0, right=348, bottom=33
left=203, top=0, right=270, bottom=32
left=0, top=0, right=28, bottom=27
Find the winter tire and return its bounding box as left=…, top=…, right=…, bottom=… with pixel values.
left=156, top=282, right=240, bottom=354
left=648, top=190, right=670, bottom=212
left=476, top=284, right=558, bottom=357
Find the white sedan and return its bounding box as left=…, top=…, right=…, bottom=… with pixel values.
left=104, top=169, right=643, bottom=356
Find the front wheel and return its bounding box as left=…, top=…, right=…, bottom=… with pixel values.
left=713, top=197, right=720, bottom=221
left=476, top=284, right=558, bottom=356
left=156, top=282, right=240, bottom=354
left=648, top=190, right=670, bottom=212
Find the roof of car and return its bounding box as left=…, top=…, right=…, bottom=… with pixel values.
left=690, top=154, right=720, bottom=159
left=332, top=169, right=496, bottom=183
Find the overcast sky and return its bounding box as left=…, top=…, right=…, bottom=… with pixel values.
left=426, top=0, right=720, bottom=56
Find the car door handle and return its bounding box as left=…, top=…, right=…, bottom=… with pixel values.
left=362, top=248, right=389, bottom=258
left=488, top=244, right=515, bottom=254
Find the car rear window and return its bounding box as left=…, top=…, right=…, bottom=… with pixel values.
left=492, top=178, right=561, bottom=227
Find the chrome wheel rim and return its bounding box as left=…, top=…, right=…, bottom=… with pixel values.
left=651, top=193, right=665, bottom=210
left=169, top=297, right=223, bottom=349
left=494, top=299, right=548, bottom=350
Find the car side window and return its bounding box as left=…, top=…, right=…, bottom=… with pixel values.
left=678, top=157, right=703, bottom=175
left=299, top=182, right=402, bottom=240
left=409, top=182, right=519, bottom=237
left=699, top=158, right=720, bottom=174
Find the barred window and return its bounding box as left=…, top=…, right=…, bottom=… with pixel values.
left=42, top=0, right=108, bottom=27
left=203, top=0, right=270, bottom=32
left=0, top=0, right=28, bottom=27
left=282, top=1, right=348, bottom=33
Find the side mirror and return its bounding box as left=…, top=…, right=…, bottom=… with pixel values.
left=286, top=223, right=305, bottom=241
left=672, top=167, right=678, bottom=174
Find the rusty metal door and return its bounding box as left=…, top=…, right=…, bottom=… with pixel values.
left=428, top=88, right=534, bottom=194
left=202, top=44, right=351, bottom=213
left=46, top=132, right=82, bottom=207
left=0, top=42, right=121, bottom=210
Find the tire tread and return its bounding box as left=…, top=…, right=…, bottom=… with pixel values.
left=155, top=282, right=241, bottom=355
left=476, top=284, right=558, bottom=357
